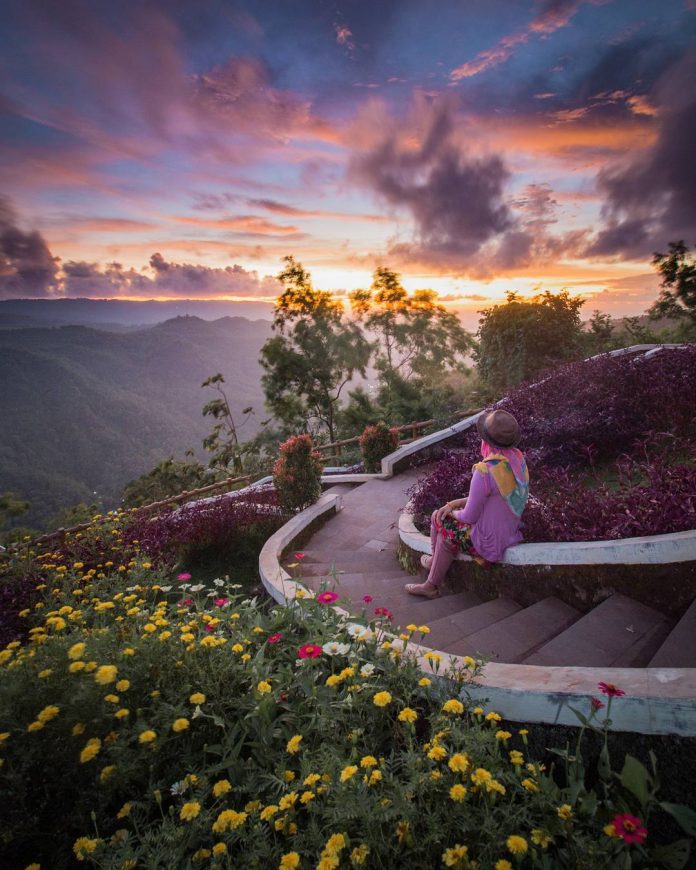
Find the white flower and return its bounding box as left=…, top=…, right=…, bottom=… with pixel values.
left=213, top=578, right=225, bottom=587
left=360, top=663, right=376, bottom=677
left=179, top=583, right=191, bottom=591
left=230, top=584, right=243, bottom=590
left=170, top=780, right=187, bottom=795
left=322, top=641, right=350, bottom=656
left=189, top=583, right=206, bottom=592
left=346, top=623, right=365, bottom=638
left=159, top=585, right=172, bottom=592
left=191, top=705, right=204, bottom=720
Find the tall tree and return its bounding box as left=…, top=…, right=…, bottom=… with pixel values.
left=260, top=257, right=371, bottom=443
left=650, top=241, right=696, bottom=320
left=476, top=290, right=584, bottom=392
left=201, top=373, right=253, bottom=473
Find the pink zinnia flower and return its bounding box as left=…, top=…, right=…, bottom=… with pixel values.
left=177, top=572, right=192, bottom=582
left=316, top=591, right=339, bottom=605
left=213, top=597, right=229, bottom=607
left=590, top=697, right=605, bottom=711
left=294, top=552, right=305, bottom=560
left=180, top=598, right=194, bottom=606
left=374, top=607, right=393, bottom=621
left=611, top=812, right=647, bottom=845
left=204, top=623, right=215, bottom=633
left=362, top=595, right=374, bottom=604
left=298, top=643, right=322, bottom=659
left=267, top=632, right=282, bottom=644
left=598, top=682, right=625, bottom=697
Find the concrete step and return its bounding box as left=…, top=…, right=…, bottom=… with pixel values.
left=384, top=589, right=484, bottom=629
left=304, top=572, right=411, bottom=601
left=424, top=597, right=523, bottom=652
left=649, top=598, right=696, bottom=668
left=321, top=483, right=360, bottom=497
left=292, top=551, right=401, bottom=575
left=445, top=597, right=581, bottom=663
left=523, top=593, right=673, bottom=668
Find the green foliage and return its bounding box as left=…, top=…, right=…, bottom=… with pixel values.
left=476, top=290, right=585, bottom=392
left=1, top=557, right=693, bottom=868
left=202, top=373, right=254, bottom=473
left=261, top=257, right=371, bottom=442
left=359, top=421, right=399, bottom=473
left=272, top=434, right=323, bottom=512
left=650, top=241, right=696, bottom=320
left=122, top=455, right=208, bottom=508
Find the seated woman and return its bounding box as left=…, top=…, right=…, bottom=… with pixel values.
left=405, top=409, right=529, bottom=599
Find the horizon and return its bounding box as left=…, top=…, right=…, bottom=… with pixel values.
left=1, top=0, right=695, bottom=318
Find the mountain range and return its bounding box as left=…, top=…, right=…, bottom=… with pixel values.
left=0, top=314, right=272, bottom=526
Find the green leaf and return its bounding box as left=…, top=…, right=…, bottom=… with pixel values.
left=659, top=803, right=696, bottom=836
left=649, top=839, right=691, bottom=870
left=568, top=705, right=589, bottom=726
left=598, top=743, right=611, bottom=781
left=620, top=754, right=651, bottom=806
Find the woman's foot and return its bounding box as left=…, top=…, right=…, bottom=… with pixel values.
left=405, top=582, right=440, bottom=599
left=420, top=554, right=433, bottom=570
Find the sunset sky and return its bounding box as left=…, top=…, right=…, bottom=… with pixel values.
left=1, top=0, right=695, bottom=324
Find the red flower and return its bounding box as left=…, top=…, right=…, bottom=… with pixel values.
left=177, top=572, right=192, bottom=582
left=374, top=607, right=393, bottom=621
left=590, top=697, right=605, bottom=711
left=278, top=692, right=288, bottom=703
left=611, top=813, right=647, bottom=845
left=316, top=591, right=339, bottom=605
left=180, top=598, right=194, bottom=606
left=294, top=552, right=305, bottom=560
left=362, top=594, right=374, bottom=604
left=267, top=632, right=282, bottom=644
left=204, top=623, right=215, bottom=633
left=213, top=597, right=229, bottom=607
left=298, top=643, right=322, bottom=659
left=598, top=682, right=625, bottom=697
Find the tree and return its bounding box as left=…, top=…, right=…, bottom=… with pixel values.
left=0, top=491, right=29, bottom=527
left=260, top=257, right=371, bottom=443
left=122, top=455, right=207, bottom=508
left=201, top=373, right=253, bottom=473
left=650, top=241, right=696, bottom=320
left=476, top=290, right=585, bottom=392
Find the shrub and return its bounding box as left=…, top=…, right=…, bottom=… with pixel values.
left=359, top=421, right=399, bottom=473
left=272, top=434, right=323, bottom=512
left=1, top=562, right=693, bottom=868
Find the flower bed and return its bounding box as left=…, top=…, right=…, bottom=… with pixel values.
left=409, top=347, right=696, bottom=542
left=0, top=557, right=693, bottom=868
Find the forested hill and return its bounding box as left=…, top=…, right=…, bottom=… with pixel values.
left=0, top=316, right=271, bottom=526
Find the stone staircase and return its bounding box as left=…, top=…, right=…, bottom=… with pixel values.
left=281, top=473, right=695, bottom=669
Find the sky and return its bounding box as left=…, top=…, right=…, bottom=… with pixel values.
left=1, top=0, right=695, bottom=324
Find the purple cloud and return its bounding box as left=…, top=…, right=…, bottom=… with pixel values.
left=0, top=197, right=58, bottom=298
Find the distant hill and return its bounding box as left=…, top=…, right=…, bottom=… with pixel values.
left=0, top=315, right=272, bottom=526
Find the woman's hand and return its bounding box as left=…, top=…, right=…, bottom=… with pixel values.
left=436, top=498, right=467, bottom=524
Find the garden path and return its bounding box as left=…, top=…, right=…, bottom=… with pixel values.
left=281, top=472, right=695, bottom=668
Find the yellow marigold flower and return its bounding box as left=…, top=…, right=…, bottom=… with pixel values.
left=193, top=849, right=211, bottom=862
left=80, top=737, right=101, bottom=763
left=325, top=674, right=342, bottom=687
left=531, top=829, right=553, bottom=848
left=114, top=708, right=129, bottom=719
left=69, top=661, right=85, bottom=673
left=485, top=711, right=502, bottom=723
left=279, top=792, right=298, bottom=810
left=123, top=647, right=135, bottom=656
left=506, top=835, right=528, bottom=855
left=172, top=718, right=189, bottom=733
left=367, top=769, right=382, bottom=786
left=557, top=803, right=573, bottom=820
left=325, top=832, right=346, bottom=854
left=471, top=768, right=492, bottom=785
left=143, top=623, right=156, bottom=633
left=115, top=679, right=130, bottom=692
left=519, top=728, right=529, bottom=736
left=494, top=861, right=513, bottom=870
left=257, top=680, right=272, bottom=694
left=116, top=802, right=132, bottom=819
left=73, top=837, right=99, bottom=860
left=521, top=778, right=538, bottom=792
left=212, top=843, right=227, bottom=856
left=449, top=783, right=467, bottom=802
left=350, top=844, right=370, bottom=865
left=72, top=723, right=85, bottom=736
left=427, top=745, right=447, bottom=761
left=487, top=779, right=506, bottom=795
left=442, top=699, right=464, bottom=715
left=398, top=707, right=418, bottom=724
left=372, top=691, right=392, bottom=707
left=260, top=804, right=279, bottom=821
left=241, top=653, right=251, bottom=662
left=495, top=730, right=512, bottom=741
left=442, top=844, right=468, bottom=867
left=360, top=755, right=378, bottom=768
left=100, top=765, right=116, bottom=783
left=418, top=677, right=431, bottom=687
left=189, top=692, right=206, bottom=704
left=94, top=665, right=118, bottom=685
left=340, top=765, right=358, bottom=783
left=25, top=863, right=41, bottom=870
left=462, top=655, right=476, bottom=668
left=104, top=694, right=119, bottom=704
left=417, top=624, right=430, bottom=634
left=300, top=790, right=315, bottom=804
left=180, top=633, right=195, bottom=643
left=27, top=721, right=44, bottom=732
left=286, top=734, right=303, bottom=754
left=38, top=668, right=52, bottom=679
left=150, top=690, right=160, bottom=699
left=212, top=809, right=247, bottom=832
left=37, top=705, right=60, bottom=723
left=424, top=651, right=441, bottom=662
left=212, top=778, right=232, bottom=797
left=245, top=799, right=262, bottom=813
left=180, top=801, right=201, bottom=821
left=283, top=770, right=296, bottom=782
left=84, top=662, right=97, bottom=672
left=231, top=643, right=244, bottom=653
left=604, top=823, right=618, bottom=837
left=405, top=623, right=418, bottom=632
left=448, top=753, right=470, bottom=773
left=472, top=706, right=484, bottom=715
left=509, top=750, right=524, bottom=766
left=279, top=852, right=300, bottom=870
left=0, top=732, right=8, bottom=743
left=430, top=770, right=442, bottom=780
left=138, top=730, right=156, bottom=744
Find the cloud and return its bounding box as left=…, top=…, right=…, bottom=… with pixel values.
left=173, top=214, right=302, bottom=236
left=334, top=24, right=355, bottom=53
left=350, top=95, right=512, bottom=261
left=62, top=217, right=157, bottom=233
left=0, top=197, right=59, bottom=298
left=588, top=48, right=696, bottom=259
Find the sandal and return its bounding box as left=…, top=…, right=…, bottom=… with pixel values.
left=420, top=554, right=433, bottom=570
left=405, top=582, right=440, bottom=599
